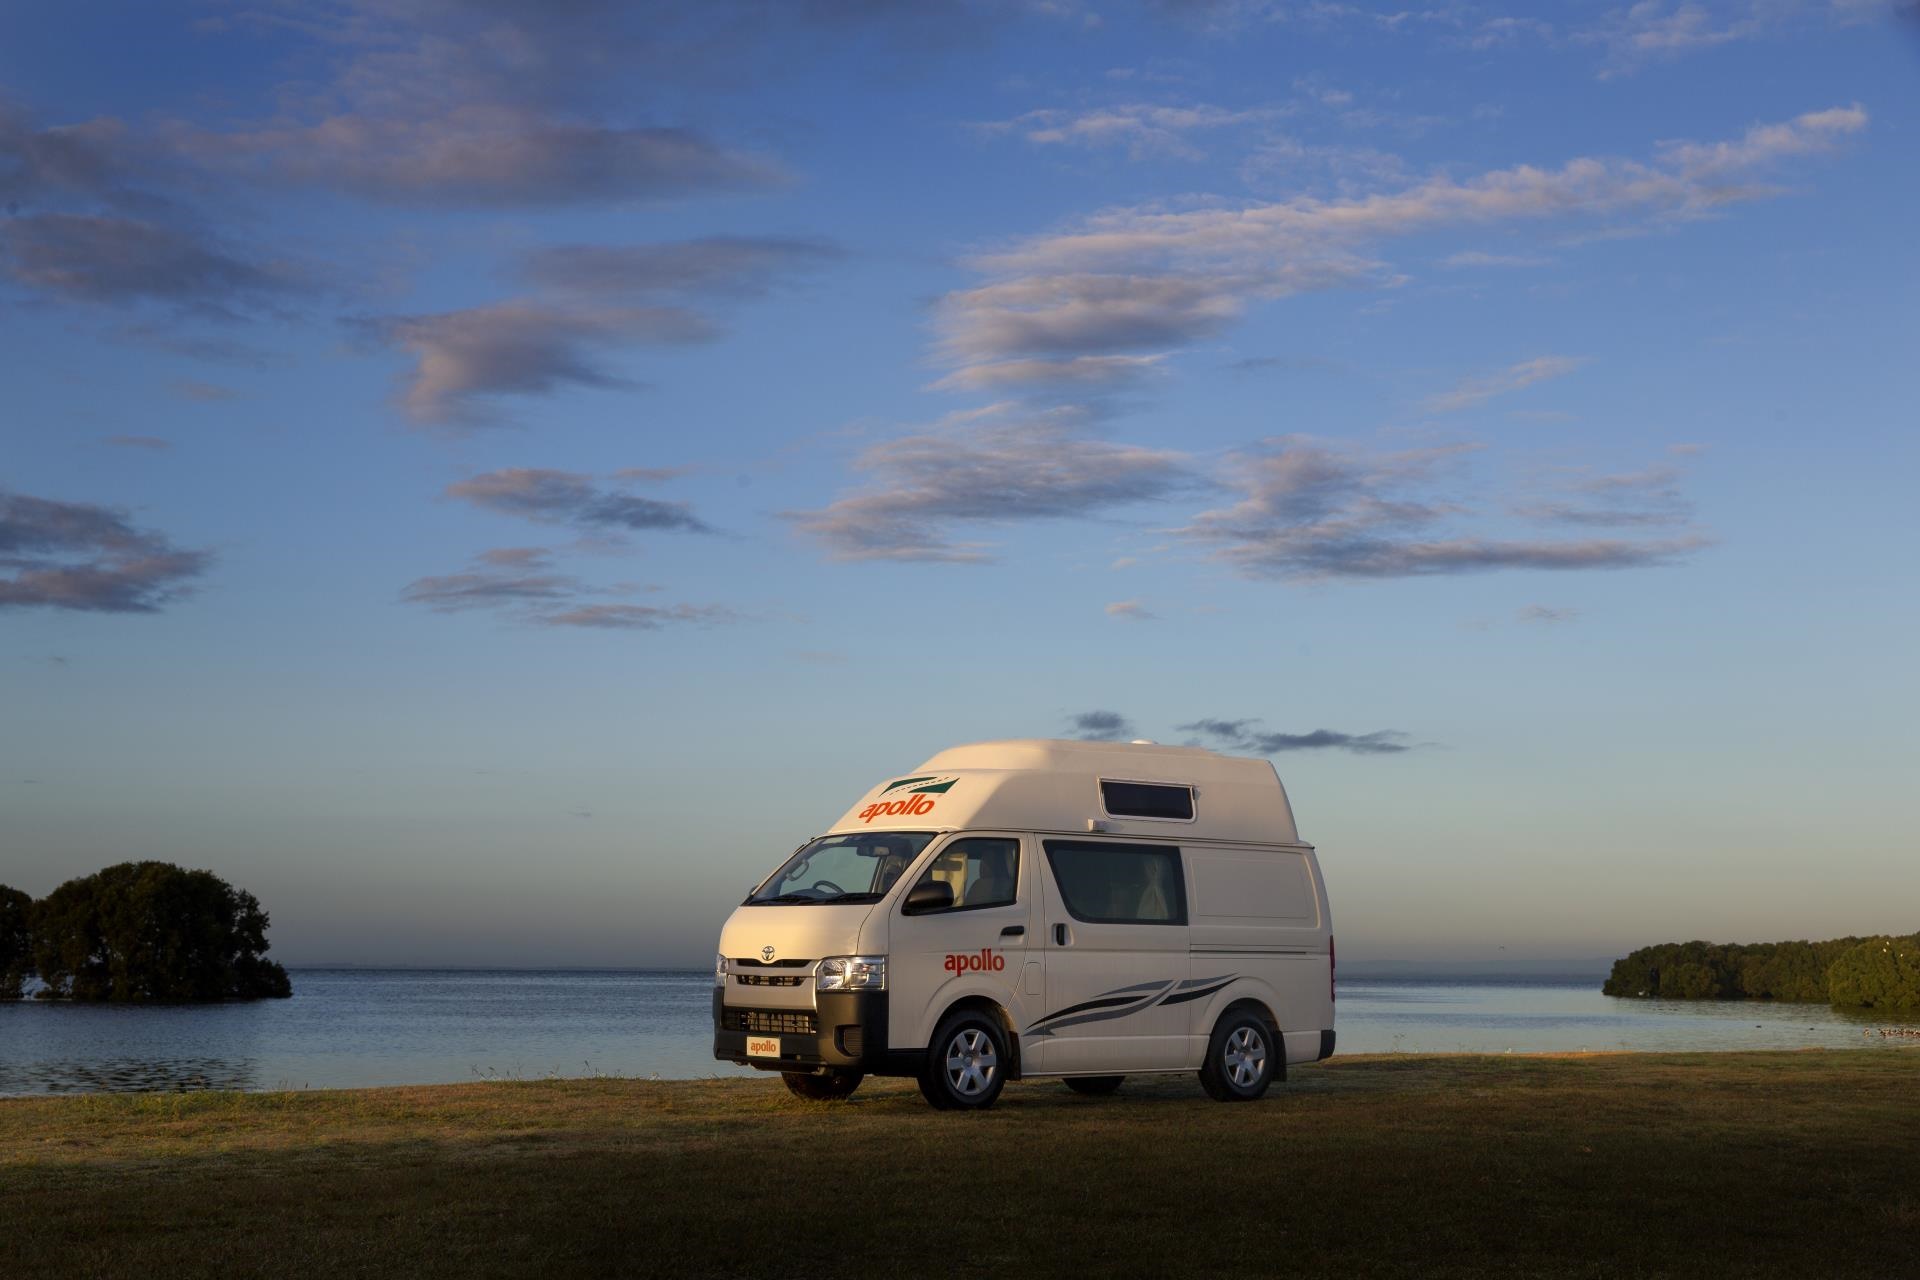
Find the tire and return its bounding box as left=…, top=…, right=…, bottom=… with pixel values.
left=1062, top=1075, right=1124, bottom=1097
left=1198, top=1009, right=1276, bottom=1102
left=917, top=1010, right=1009, bottom=1111
left=781, top=1070, right=863, bottom=1101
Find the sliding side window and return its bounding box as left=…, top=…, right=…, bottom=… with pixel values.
left=1043, top=841, right=1186, bottom=926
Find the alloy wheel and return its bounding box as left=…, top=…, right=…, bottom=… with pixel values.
left=945, top=1027, right=998, bottom=1096
left=1223, top=1025, right=1267, bottom=1088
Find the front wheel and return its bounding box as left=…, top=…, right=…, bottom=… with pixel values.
left=1062, top=1075, right=1124, bottom=1097
left=918, top=1011, right=1009, bottom=1111
left=1199, top=1010, right=1275, bottom=1102
left=782, top=1070, right=863, bottom=1101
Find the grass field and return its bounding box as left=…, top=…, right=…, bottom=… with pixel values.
left=3, top=1051, right=1916, bottom=1279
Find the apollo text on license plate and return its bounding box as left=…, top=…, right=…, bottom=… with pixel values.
left=747, top=1036, right=781, bottom=1058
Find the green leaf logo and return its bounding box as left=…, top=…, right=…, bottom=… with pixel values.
left=880, top=775, right=958, bottom=795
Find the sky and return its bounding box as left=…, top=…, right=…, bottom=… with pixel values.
left=3, top=1, right=1916, bottom=971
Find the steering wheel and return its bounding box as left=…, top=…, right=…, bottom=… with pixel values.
left=809, top=879, right=846, bottom=896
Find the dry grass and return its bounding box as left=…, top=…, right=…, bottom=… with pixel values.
left=3, top=1051, right=1917, bottom=1278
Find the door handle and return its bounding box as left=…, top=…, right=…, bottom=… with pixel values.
left=1000, top=925, right=1025, bottom=937
left=1053, top=923, right=1068, bottom=946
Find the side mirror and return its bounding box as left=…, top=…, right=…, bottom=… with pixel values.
left=902, top=880, right=954, bottom=915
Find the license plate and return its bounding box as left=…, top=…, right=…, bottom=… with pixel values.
left=746, top=1036, right=781, bottom=1059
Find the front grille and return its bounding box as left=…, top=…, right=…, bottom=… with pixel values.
left=735, top=974, right=805, bottom=987
left=731, top=957, right=813, bottom=969
left=726, top=1008, right=818, bottom=1036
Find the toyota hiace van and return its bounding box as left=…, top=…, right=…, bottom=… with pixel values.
left=712, top=738, right=1334, bottom=1110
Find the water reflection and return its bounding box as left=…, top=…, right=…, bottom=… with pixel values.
left=0, top=1057, right=257, bottom=1094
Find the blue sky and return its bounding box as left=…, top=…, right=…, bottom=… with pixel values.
left=3, top=1, right=1915, bottom=969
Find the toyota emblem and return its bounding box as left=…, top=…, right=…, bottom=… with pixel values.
left=761, top=945, right=776, bottom=962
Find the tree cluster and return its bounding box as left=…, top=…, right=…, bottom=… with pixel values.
left=1826, top=935, right=1920, bottom=1009
left=1604, top=934, right=1920, bottom=1008
left=0, top=862, right=291, bottom=1002
left=0, top=884, right=32, bottom=1000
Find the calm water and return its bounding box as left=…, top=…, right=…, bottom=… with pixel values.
left=0, top=970, right=743, bottom=1095
left=1, top=969, right=1914, bottom=1096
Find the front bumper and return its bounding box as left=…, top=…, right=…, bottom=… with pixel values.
left=713, top=988, right=916, bottom=1076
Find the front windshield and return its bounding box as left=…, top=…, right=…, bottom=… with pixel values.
left=747, top=832, right=936, bottom=905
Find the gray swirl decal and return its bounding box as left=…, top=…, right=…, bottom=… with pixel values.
left=1025, top=975, right=1237, bottom=1036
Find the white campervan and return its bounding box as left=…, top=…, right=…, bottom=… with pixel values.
left=712, top=738, right=1334, bottom=1110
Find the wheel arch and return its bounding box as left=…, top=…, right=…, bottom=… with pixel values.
left=933, top=994, right=1023, bottom=1080
left=1210, top=992, right=1286, bottom=1081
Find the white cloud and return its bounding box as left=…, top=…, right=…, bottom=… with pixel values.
left=935, top=107, right=1865, bottom=386
left=400, top=549, right=733, bottom=632
left=364, top=235, right=840, bottom=427
left=1467, top=15, right=1556, bottom=49
left=1424, top=355, right=1587, bottom=413
left=539, top=603, right=736, bottom=630
left=1179, top=435, right=1709, bottom=581
left=1508, top=463, right=1694, bottom=528
left=786, top=405, right=1195, bottom=562
left=369, top=302, right=714, bottom=427
left=982, top=102, right=1285, bottom=160
left=929, top=354, right=1167, bottom=393
left=446, top=469, right=711, bottom=534
left=1579, top=2, right=1763, bottom=76
left=0, top=489, right=210, bottom=614
left=938, top=272, right=1260, bottom=363
left=791, top=420, right=1714, bottom=585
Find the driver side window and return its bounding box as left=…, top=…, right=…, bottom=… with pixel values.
left=909, top=838, right=1020, bottom=912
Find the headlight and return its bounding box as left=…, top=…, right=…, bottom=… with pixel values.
left=817, top=955, right=886, bottom=992
left=714, top=953, right=727, bottom=986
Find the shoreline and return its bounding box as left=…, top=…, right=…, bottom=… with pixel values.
left=6, top=1042, right=1919, bottom=1102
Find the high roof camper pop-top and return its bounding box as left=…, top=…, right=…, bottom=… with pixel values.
left=827, top=737, right=1301, bottom=843
left=712, top=738, right=1334, bottom=1110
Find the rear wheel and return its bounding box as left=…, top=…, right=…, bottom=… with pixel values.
left=1062, top=1075, right=1124, bottom=1097
left=781, top=1070, right=863, bottom=1101
left=917, top=1010, right=1009, bottom=1111
left=1199, top=1009, right=1275, bottom=1102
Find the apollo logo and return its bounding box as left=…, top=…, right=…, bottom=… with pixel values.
left=859, top=775, right=958, bottom=822
left=858, top=794, right=938, bottom=823
left=943, top=949, right=1005, bottom=975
